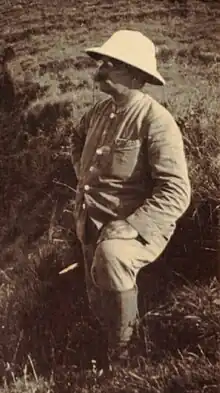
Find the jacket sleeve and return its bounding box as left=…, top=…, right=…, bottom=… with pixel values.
left=126, top=102, right=191, bottom=244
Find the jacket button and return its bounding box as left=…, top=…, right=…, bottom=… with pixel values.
left=96, top=148, right=103, bottom=155
left=84, top=184, right=90, bottom=191
left=89, top=166, right=96, bottom=172
left=96, top=146, right=110, bottom=155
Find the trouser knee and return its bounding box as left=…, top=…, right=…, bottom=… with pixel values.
left=91, top=240, right=136, bottom=292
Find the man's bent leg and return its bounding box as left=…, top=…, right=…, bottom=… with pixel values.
left=90, top=238, right=152, bottom=356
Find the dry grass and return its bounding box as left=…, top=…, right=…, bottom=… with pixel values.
left=0, top=0, right=220, bottom=392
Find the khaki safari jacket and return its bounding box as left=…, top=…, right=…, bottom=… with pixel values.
left=71, top=91, right=191, bottom=262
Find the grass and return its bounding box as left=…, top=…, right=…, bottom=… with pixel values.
left=0, top=0, right=220, bottom=392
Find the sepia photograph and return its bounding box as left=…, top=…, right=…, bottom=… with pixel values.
left=0, top=0, right=220, bottom=391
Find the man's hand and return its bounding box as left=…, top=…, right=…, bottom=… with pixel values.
left=98, top=220, right=138, bottom=242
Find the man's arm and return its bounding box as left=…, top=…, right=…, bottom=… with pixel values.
left=126, top=102, right=191, bottom=244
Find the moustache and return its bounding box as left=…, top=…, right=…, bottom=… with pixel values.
left=94, top=69, right=108, bottom=82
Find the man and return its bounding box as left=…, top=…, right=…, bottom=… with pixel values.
left=71, top=30, right=191, bottom=373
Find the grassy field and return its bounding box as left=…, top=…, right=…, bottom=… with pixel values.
left=0, top=0, right=220, bottom=392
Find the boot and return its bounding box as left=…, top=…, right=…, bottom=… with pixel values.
left=86, top=286, right=138, bottom=380
left=100, top=286, right=138, bottom=364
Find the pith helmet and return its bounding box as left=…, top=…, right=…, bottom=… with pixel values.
left=85, top=30, right=165, bottom=86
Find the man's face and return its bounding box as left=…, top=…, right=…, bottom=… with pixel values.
left=94, top=56, right=135, bottom=94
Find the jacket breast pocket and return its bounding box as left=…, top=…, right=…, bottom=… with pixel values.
left=105, top=139, right=142, bottom=180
